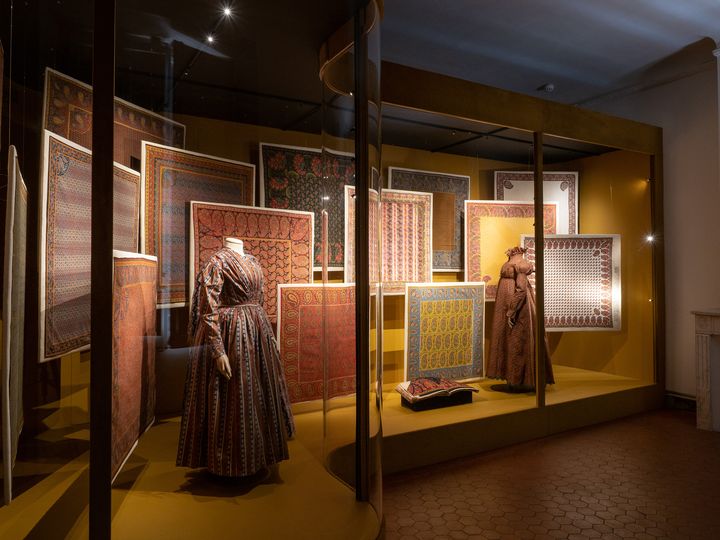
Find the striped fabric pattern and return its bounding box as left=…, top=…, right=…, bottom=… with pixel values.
left=178, top=248, right=294, bottom=477
left=381, top=189, right=433, bottom=295
left=40, top=132, right=140, bottom=361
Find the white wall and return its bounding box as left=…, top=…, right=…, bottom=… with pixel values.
left=587, top=52, right=720, bottom=397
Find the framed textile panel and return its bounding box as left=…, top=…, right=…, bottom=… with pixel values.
left=388, top=167, right=470, bottom=272
left=381, top=189, right=433, bottom=295
left=404, top=282, right=486, bottom=381
left=343, top=185, right=380, bottom=285
left=464, top=200, right=558, bottom=301
left=111, top=251, right=157, bottom=482
left=495, top=171, right=578, bottom=234
left=3, top=147, right=27, bottom=503
left=277, top=284, right=356, bottom=403
left=189, top=202, right=313, bottom=323
left=141, top=143, right=255, bottom=307
left=39, top=131, right=142, bottom=362
left=521, top=234, right=622, bottom=331
left=259, top=143, right=355, bottom=271
left=42, top=68, right=185, bottom=167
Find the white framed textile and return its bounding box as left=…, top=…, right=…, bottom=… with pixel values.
left=521, top=234, right=622, bottom=331
left=495, top=171, right=578, bottom=234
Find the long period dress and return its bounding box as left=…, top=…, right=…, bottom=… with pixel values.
left=487, top=249, right=555, bottom=387
left=177, top=247, right=295, bottom=477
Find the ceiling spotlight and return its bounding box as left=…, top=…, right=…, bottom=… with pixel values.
left=223, top=6, right=232, bottom=17
left=206, top=35, right=214, bottom=43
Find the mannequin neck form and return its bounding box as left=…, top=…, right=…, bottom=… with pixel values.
left=224, top=237, right=245, bottom=256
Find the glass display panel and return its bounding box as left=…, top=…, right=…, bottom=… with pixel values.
left=379, top=107, right=541, bottom=440
left=108, top=1, right=380, bottom=538
left=0, top=0, right=92, bottom=534
left=538, top=133, right=656, bottom=403
left=0, top=0, right=382, bottom=537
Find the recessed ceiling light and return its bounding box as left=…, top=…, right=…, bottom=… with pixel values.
left=223, top=7, right=232, bottom=17
left=206, top=35, right=214, bottom=43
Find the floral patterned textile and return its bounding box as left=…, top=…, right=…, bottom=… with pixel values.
left=141, top=143, right=255, bottom=306
left=405, top=282, right=485, bottom=381
left=464, top=200, right=558, bottom=301
left=189, top=202, right=313, bottom=323
left=521, top=234, right=622, bottom=331
left=396, top=377, right=478, bottom=404
left=178, top=248, right=295, bottom=477
left=277, top=284, right=356, bottom=403
left=389, top=167, right=470, bottom=271
left=260, top=143, right=354, bottom=269
left=382, top=189, right=433, bottom=295
left=43, top=68, right=185, bottom=167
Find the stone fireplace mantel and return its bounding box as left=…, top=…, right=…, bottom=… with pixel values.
left=693, top=309, right=720, bottom=431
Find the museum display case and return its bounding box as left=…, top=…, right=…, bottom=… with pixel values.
left=0, top=1, right=664, bottom=538
left=379, top=63, right=664, bottom=472
left=0, top=1, right=382, bottom=538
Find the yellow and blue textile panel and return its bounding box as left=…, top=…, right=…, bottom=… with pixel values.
left=404, top=282, right=485, bottom=381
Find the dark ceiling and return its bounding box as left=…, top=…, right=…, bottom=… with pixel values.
left=1, top=0, right=647, bottom=163
left=383, top=0, right=720, bottom=105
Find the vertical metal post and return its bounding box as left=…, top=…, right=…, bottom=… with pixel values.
left=649, top=152, right=665, bottom=390
left=90, top=0, right=115, bottom=537
left=354, top=4, right=370, bottom=502
left=533, top=132, right=546, bottom=407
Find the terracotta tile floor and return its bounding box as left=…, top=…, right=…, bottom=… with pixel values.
left=384, top=410, right=720, bottom=540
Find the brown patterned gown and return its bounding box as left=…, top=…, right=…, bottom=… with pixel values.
left=177, top=248, right=295, bottom=476
left=486, top=247, right=555, bottom=388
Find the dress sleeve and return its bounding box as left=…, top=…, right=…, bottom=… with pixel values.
left=198, top=259, right=226, bottom=359
left=506, top=264, right=529, bottom=322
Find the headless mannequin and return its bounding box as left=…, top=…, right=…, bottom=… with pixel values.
left=225, top=236, right=245, bottom=256
left=216, top=237, right=245, bottom=380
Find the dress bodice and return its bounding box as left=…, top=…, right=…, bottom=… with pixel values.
left=215, top=248, right=264, bottom=307
left=499, top=258, right=534, bottom=280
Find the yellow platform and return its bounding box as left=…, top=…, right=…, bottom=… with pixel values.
left=0, top=364, right=658, bottom=539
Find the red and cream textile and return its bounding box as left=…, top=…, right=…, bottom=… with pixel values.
left=189, top=202, right=313, bottom=323
left=39, top=131, right=140, bottom=361
left=43, top=68, right=185, bottom=167
left=141, top=143, right=255, bottom=307
left=111, top=252, right=157, bottom=481
left=343, top=185, right=380, bottom=284
left=277, top=284, right=356, bottom=403
left=3, top=146, right=27, bottom=502
left=381, top=189, right=433, bottom=295
left=464, top=200, right=558, bottom=301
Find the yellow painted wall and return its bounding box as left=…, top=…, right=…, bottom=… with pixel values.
left=382, top=150, right=655, bottom=385
left=548, top=150, right=655, bottom=382
left=170, top=115, right=654, bottom=386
